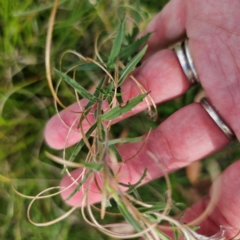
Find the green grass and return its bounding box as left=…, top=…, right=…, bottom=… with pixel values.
left=1, top=0, right=239, bottom=239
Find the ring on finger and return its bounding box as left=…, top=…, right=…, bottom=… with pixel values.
left=173, top=40, right=199, bottom=85
left=200, top=97, right=235, bottom=140
left=173, top=41, right=235, bottom=140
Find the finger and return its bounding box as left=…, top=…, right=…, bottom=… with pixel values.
left=181, top=160, right=240, bottom=239
left=188, top=38, right=240, bottom=142
left=60, top=103, right=229, bottom=207
left=140, top=0, right=187, bottom=59
left=141, top=0, right=240, bottom=139
left=45, top=49, right=189, bottom=149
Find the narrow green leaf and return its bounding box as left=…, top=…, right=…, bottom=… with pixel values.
left=107, top=96, right=112, bottom=106
left=128, top=168, right=147, bottom=193
left=189, top=225, right=200, bottom=232
left=116, top=200, right=143, bottom=232
left=142, top=213, right=159, bottom=223
left=111, top=190, right=146, bottom=235
left=66, top=170, right=93, bottom=201
left=170, top=222, right=179, bottom=240
left=116, top=86, right=123, bottom=104
left=134, top=0, right=141, bottom=23
left=54, top=69, right=97, bottom=103
left=98, top=81, right=114, bottom=100
left=62, top=122, right=98, bottom=174
left=118, top=45, right=148, bottom=86
left=109, top=145, right=122, bottom=162
left=76, top=63, right=101, bottom=71
left=69, top=122, right=98, bottom=162
left=107, top=136, right=142, bottom=146
left=82, top=162, right=103, bottom=172
left=138, top=202, right=167, bottom=213
left=132, top=188, right=142, bottom=201
left=84, top=77, right=105, bottom=110
left=155, top=229, right=172, bottom=240
left=64, top=62, right=101, bottom=72
left=125, top=27, right=139, bottom=44
left=119, top=33, right=151, bottom=60
left=107, top=20, right=125, bottom=69
left=119, top=169, right=147, bottom=193
left=101, top=93, right=147, bottom=120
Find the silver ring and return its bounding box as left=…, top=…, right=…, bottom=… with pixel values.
left=173, top=40, right=199, bottom=85
left=200, top=97, right=235, bottom=140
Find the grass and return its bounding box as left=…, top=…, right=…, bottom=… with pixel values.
left=0, top=0, right=239, bottom=239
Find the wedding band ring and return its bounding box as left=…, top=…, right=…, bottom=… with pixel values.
left=200, top=98, right=235, bottom=140
left=173, top=40, right=199, bottom=85
left=174, top=41, right=235, bottom=139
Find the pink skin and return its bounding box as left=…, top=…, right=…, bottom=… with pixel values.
left=45, top=0, right=240, bottom=238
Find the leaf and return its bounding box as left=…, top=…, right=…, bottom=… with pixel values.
left=84, top=77, right=105, bottom=110
left=54, top=69, right=97, bottom=103
left=118, top=45, right=148, bottom=86
left=66, top=170, right=93, bottom=201
left=116, top=86, right=123, bottom=104
left=155, top=229, right=172, bottom=240
left=62, top=122, right=98, bottom=174
left=69, top=122, right=98, bottom=162
left=127, top=168, right=147, bottom=193
left=170, top=222, right=179, bottom=240
left=107, top=20, right=125, bottom=69
left=119, top=169, right=147, bottom=193
left=118, top=204, right=143, bottom=231
left=132, top=188, right=142, bottom=201
left=134, top=0, right=141, bottom=24
left=138, top=202, right=167, bottom=213
left=101, top=93, right=147, bottom=120
left=64, top=62, right=101, bottom=72
left=82, top=162, right=103, bottom=172
left=114, top=197, right=143, bottom=232
left=97, top=81, right=114, bottom=100
left=109, top=145, right=122, bottom=162
left=115, top=196, right=163, bottom=240
left=76, top=63, right=101, bottom=71
left=142, top=213, right=159, bottom=223
left=119, top=33, right=151, bottom=60
left=125, top=26, right=139, bottom=44
left=107, top=136, right=142, bottom=146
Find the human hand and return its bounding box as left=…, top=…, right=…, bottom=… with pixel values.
left=45, top=0, right=240, bottom=238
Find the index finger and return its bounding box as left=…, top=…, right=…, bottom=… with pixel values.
left=45, top=49, right=189, bottom=149
left=60, top=103, right=229, bottom=207
left=140, top=0, right=187, bottom=59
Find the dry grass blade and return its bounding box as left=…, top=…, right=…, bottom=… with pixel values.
left=45, top=0, right=64, bottom=108
left=27, top=186, right=79, bottom=227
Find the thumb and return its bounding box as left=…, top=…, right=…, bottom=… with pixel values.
left=181, top=160, right=240, bottom=239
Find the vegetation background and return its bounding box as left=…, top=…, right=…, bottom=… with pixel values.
left=0, top=0, right=239, bottom=239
